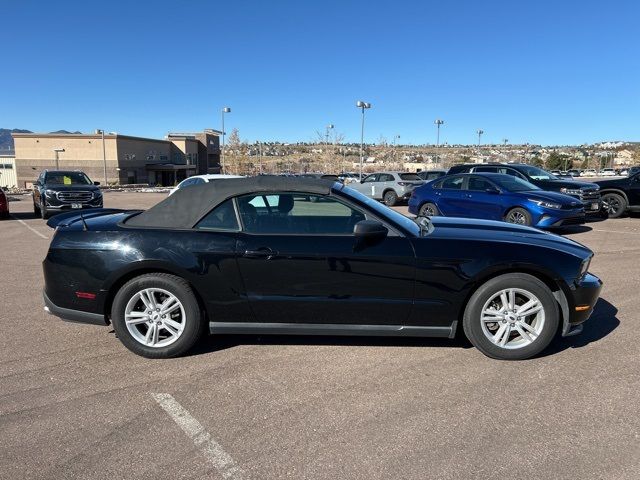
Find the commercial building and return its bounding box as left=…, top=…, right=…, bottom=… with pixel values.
left=11, top=129, right=221, bottom=187
left=0, top=152, right=17, bottom=188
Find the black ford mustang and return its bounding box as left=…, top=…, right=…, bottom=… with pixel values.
left=43, top=177, right=602, bottom=360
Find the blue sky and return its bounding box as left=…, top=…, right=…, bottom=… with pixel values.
left=1, top=0, right=638, bottom=145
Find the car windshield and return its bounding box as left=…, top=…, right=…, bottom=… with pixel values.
left=45, top=172, right=92, bottom=185
left=491, top=175, right=541, bottom=192
left=339, top=185, right=420, bottom=236
left=516, top=165, right=558, bottom=181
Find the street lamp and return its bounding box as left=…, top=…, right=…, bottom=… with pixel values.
left=434, top=119, right=444, bottom=164
left=356, top=100, right=372, bottom=179
left=325, top=124, right=334, bottom=146
left=96, top=129, right=108, bottom=185
left=221, top=107, right=231, bottom=173
left=393, top=134, right=401, bottom=168
left=53, top=148, right=65, bottom=170
left=476, top=130, right=484, bottom=157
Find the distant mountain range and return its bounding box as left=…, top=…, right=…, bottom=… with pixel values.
left=0, top=128, right=83, bottom=152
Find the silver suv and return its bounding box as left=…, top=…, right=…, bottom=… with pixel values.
left=350, top=172, right=424, bottom=206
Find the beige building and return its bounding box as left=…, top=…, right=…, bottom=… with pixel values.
left=0, top=153, right=17, bottom=188
left=12, top=129, right=221, bottom=187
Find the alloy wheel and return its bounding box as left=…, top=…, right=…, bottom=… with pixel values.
left=124, top=288, right=186, bottom=348
left=602, top=195, right=622, bottom=216
left=506, top=210, right=527, bottom=224
left=480, top=288, right=545, bottom=349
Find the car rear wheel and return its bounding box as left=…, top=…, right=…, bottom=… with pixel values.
left=111, top=273, right=205, bottom=358
left=383, top=190, right=398, bottom=206
left=419, top=202, right=439, bottom=216
left=463, top=273, right=559, bottom=360
left=505, top=207, right=532, bottom=226
left=602, top=193, right=626, bottom=218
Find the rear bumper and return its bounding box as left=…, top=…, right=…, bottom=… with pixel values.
left=43, top=290, right=107, bottom=326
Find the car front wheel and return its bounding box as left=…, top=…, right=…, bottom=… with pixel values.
left=505, top=207, right=532, bottom=226
left=601, top=193, right=626, bottom=218
left=111, top=273, right=205, bottom=358
left=463, top=273, right=559, bottom=360
left=383, top=190, right=398, bottom=206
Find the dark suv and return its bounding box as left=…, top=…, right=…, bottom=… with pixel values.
left=595, top=170, right=640, bottom=218
left=33, top=170, right=103, bottom=219
left=448, top=163, right=602, bottom=215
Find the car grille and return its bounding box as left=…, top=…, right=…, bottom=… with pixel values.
left=560, top=216, right=586, bottom=226
left=56, top=191, right=93, bottom=202
left=580, top=188, right=600, bottom=202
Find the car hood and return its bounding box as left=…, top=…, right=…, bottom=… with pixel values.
left=43, top=184, right=100, bottom=192
left=545, top=179, right=599, bottom=190
left=426, top=216, right=590, bottom=256
left=520, top=190, right=582, bottom=206
left=594, top=178, right=627, bottom=188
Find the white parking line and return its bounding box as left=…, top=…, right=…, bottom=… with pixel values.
left=10, top=215, right=49, bottom=239
left=151, top=393, right=246, bottom=480
left=593, top=229, right=640, bottom=235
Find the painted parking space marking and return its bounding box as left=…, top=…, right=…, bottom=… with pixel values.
left=151, top=393, right=246, bottom=480
left=593, top=229, right=640, bottom=235
left=10, top=215, right=49, bottom=239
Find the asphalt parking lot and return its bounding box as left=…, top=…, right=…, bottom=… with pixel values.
left=1, top=191, right=639, bottom=480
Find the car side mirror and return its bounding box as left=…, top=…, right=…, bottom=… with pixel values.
left=486, top=187, right=500, bottom=194
left=353, top=220, right=388, bottom=251
left=94, top=181, right=101, bottom=185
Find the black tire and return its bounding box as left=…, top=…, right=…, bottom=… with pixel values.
left=419, top=202, right=439, bottom=216
left=111, top=273, right=205, bottom=358
left=383, top=190, right=398, bottom=206
left=505, top=207, right=532, bottom=226
left=462, top=273, right=559, bottom=360
left=601, top=192, right=626, bottom=219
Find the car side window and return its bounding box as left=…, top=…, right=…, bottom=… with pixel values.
left=236, top=192, right=366, bottom=235
left=362, top=174, right=378, bottom=183
left=195, top=199, right=239, bottom=231
left=468, top=177, right=494, bottom=191
left=441, top=176, right=464, bottom=190
left=475, top=167, right=498, bottom=173
left=498, top=167, right=525, bottom=179
left=379, top=174, right=394, bottom=182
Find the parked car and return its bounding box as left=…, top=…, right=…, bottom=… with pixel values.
left=447, top=163, right=602, bottom=215
left=595, top=171, right=640, bottom=218
left=417, top=169, right=447, bottom=182
left=169, top=174, right=244, bottom=196
left=582, top=169, right=598, bottom=177
left=349, top=171, right=424, bottom=206
left=42, top=176, right=602, bottom=361
left=0, top=188, right=9, bottom=219
left=408, top=173, right=585, bottom=228
left=299, top=173, right=340, bottom=181
left=33, top=170, right=102, bottom=219
left=601, top=168, right=616, bottom=177
left=567, top=169, right=582, bottom=177
left=550, top=170, right=561, bottom=175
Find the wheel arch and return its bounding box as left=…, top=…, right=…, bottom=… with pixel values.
left=600, top=188, right=629, bottom=203
left=102, top=263, right=208, bottom=323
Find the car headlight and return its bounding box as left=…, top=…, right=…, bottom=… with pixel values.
left=45, top=189, right=57, bottom=198
left=529, top=198, right=561, bottom=209
left=560, top=188, right=582, bottom=196
left=578, top=255, right=592, bottom=281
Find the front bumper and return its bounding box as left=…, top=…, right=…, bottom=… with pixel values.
left=533, top=208, right=586, bottom=228
left=561, top=273, right=603, bottom=336
left=43, top=290, right=107, bottom=326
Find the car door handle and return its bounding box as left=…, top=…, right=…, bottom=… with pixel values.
left=243, top=248, right=278, bottom=259
left=465, top=194, right=473, bottom=198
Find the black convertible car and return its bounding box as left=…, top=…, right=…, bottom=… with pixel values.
left=43, top=177, right=602, bottom=360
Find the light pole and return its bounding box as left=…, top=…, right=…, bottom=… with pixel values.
left=434, top=119, right=444, bottom=164
left=53, top=148, right=65, bottom=170
left=393, top=134, right=401, bottom=168
left=96, top=129, right=107, bottom=184
left=325, top=124, right=334, bottom=173
left=476, top=129, right=484, bottom=158
left=221, top=107, right=231, bottom=173
left=356, top=101, right=372, bottom=180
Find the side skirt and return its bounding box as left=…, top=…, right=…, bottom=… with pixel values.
left=210, top=322, right=457, bottom=339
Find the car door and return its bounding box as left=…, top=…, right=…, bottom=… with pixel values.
left=629, top=174, right=640, bottom=206
left=459, top=176, right=504, bottom=220
left=234, top=191, right=416, bottom=325
left=351, top=174, right=380, bottom=199
left=434, top=175, right=467, bottom=216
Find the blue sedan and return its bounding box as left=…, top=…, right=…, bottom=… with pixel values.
left=408, top=173, right=586, bottom=228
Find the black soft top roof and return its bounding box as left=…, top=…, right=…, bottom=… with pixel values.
left=126, top=175, right=337, bottom=228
